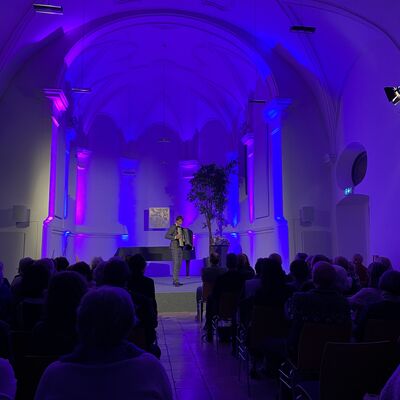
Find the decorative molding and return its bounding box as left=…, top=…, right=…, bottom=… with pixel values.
left=241, top=132, right=255, bottom=146
left=264, top=98, right=292, bottom=121
left=43, top=88, right=69, bottom=113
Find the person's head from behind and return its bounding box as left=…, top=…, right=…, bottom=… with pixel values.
left=90, top=256, right=104, bottom=271
left=260, top=258, right=285, bottom=290
left=19, top=257, right=34, bottom=276
left=352, top=253, right=363, bottom=266
left=226, top=253, right=238, bottom=270
left=0, top=261, right=4, bottom=281
left=312, top=261, right=336, bottom=290
left=254, top=258, right=266, bottom=276
left=126, top=254, right=147, bottom=279
left=379, top=270, right=400, bottom=297
left=46, top=271, right=87, bottom=326
left=93, top=261, right=106, bottom=287
left=378, top=257, right=392, bottom=270
left=54, top=257, right=69, bottom=272
left=237, top=253, right=250, bottom=269
left=209, top=252, right=220, bottom=267
left=77, top=286, right=135, bottom=349
left=103, top=257, right=130, bottom=288
left=290, top=260, right=309, bottom=282
left=332, top=265, right=351, bottom=293
left=311, top=254, right=331, bottom=268
left=175, top=216, right=183, bottom=226
left=333, top=256, right=350, bottom=272
left=269, top=253, right=282, bottom=266
left=68, top=262, right=92, bottom=282
left=368, top=262, right=389, bottom=288
left=22, top=259, right=51, bottom=298
left=295, top=253, right=308, bottom=262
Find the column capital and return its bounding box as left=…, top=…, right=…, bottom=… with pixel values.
left=119, top=158, right=139, bottom=176
left=241, top=132, right=255, bottom=146
left=179, top=160, right=199, bottom=180
left=76, top=148, right=91, bottom=169
left=264, top=98, right=292, bottom=121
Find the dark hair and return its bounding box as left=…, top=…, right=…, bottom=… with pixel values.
left=93, top=261, right=106, bottom=287
left=103, top=258, right=130, bottom=288
left=368, top=262, right=389, bottom=288
left=54, top=257, right=69, bottom=272
left=333, top=256, right=350, bottom=272
left=311, top=254, right=331, bottom=267
left=254, top=258, right=265, bottom=275
left=238, top=253, right=250, bottom=270
left=295, top=253, right=308, bottom=261
left=290, top=260, right=309, bottom=281
left=260, top=258, right=285, bottom=291
left=45, top=271, right=87, bottom=328
left=126, top=254, right=146, bottom=278
left=77, top=286, right=135, bottom=348
left=209, top=252, right=220, bottom=266
left=312, top=261, right=336, bottom=289
left=226, top=253, right=238, bottom=270
left=18, top=257, right=34, bottom=275
left=21, top=260, right=50, bottom=298
left=379, top=270, right=400, bottom=296
left=68, top=262, right=92, bottom=282
left=175, top=216, right=183, bottom=221
left=269, top=253, right=282, bottom=265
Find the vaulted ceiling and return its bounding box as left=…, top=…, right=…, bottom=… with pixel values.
left=1, top=0, right=399, bottom=141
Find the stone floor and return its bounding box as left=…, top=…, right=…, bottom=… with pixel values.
left=158, top=313, right=278, bottom=400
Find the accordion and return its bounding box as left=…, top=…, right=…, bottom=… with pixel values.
left=177, top=227, right=194, bottom=249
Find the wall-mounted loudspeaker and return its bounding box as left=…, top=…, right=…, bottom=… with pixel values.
left=300, top=206, right=314, bottom=227
left=12, top=205, right=30, bottom=227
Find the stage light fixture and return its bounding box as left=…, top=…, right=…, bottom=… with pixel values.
left=384, top=86, right=400, bottom=105
left=290, top=25, right=316, bottom=33
left=33, top=3, right=63, bottom=15
left=71, top=88, right=92, bottom=93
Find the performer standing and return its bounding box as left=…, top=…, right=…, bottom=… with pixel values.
left=165, top=216, right=185, bottom=287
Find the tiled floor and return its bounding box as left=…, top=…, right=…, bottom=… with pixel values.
left=158, top=313, right=278, bottom=400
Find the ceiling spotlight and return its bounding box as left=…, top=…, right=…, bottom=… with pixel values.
left=71, top=88, right=92, bottom=93
left=384, top=86, right=400, bottom=105
left=290, top=25, right=316, bottom=33
left=33, top=3, right=63, bottom=15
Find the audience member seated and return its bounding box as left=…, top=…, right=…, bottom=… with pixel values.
left=352, top=253, right=369, bottom=287
left=54, top=257, right=69, bottom=273
left=287, top=259, right=314, bottom=292
left=90, top=256, right=104, bottom=272
left=354, top=270, right=400, bottom=341
left=11, top=257, right=34, bottom=302
left=377, top=256, right=392, bottom=271
left=0, top=262, right=11, bottom=322
left=14, top=260, right=50, bottom=330
left=32, top=271, right=88, bottom=356
left=68, top=262, right=93, bottom=285
left=333, top=256, right=361, bottom=294
left=0, top=320, right=10, bottom=359
left=269, top=253, right=283, bottom=268
left=310, top=254, right=331, bottom=268
left=287, top=261, right=351, bottom=356
left=35, top=287, right=173, bottom=400
left=0, top=358, right=16, bottom=400
left=332, top=264, right=352, bottom=294
left=237, top=253, right=255, bottom=280
left=205, top=253, right=244, bottom=341
left=242, top=258, right=264, bottom=299
left=349, top=262, right=389, bottom=320
left=126, top=254, right=157, bottom=314
left=92, top=261, right=106, bottom=287
left=102, top=258, right=159, bottom=357
left=294, top=252, right=308, bottom=261
left=196, top=252, right=225, bottom=303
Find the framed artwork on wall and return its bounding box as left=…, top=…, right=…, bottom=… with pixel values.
left=149, top=207, right=170, bottom=229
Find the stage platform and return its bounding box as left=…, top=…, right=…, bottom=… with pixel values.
left=154, top=276, right=200, bottom=313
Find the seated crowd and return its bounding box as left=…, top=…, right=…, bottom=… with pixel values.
left=0, top=250, right=400, bottom=399
left=198, top=251, right=400, bottom=399
left=0, top=255, right=168, bottom=400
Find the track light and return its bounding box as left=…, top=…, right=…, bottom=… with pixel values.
left=71, top=88, right=92, bottom=94
left=290, top=25, right=316, bottom=33
left=384, top=86, right=400, bottom=105
left=33, top=4, right=63, bottom=15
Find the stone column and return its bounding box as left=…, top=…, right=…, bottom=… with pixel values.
left=241, top=133, right=255, bottom=224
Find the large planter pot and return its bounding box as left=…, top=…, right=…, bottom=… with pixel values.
left=210, top=244, right=230, bottom=268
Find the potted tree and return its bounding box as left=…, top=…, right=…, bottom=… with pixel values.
left=187, top=161, right=236, bottom=263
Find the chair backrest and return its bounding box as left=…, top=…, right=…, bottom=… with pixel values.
left=319, top=341, right=395, bottom=400
left=364, top=319, right=400, bottom=343
left=249, top=305, right=289, bottom=349
left=296, top=322, right=351, bottom=372
left=202, top=282, right=214, bottom=301
left=218, top=292, right=240, bottom=320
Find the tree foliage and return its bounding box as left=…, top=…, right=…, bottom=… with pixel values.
left=187, top=161, right=236, bottom=250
